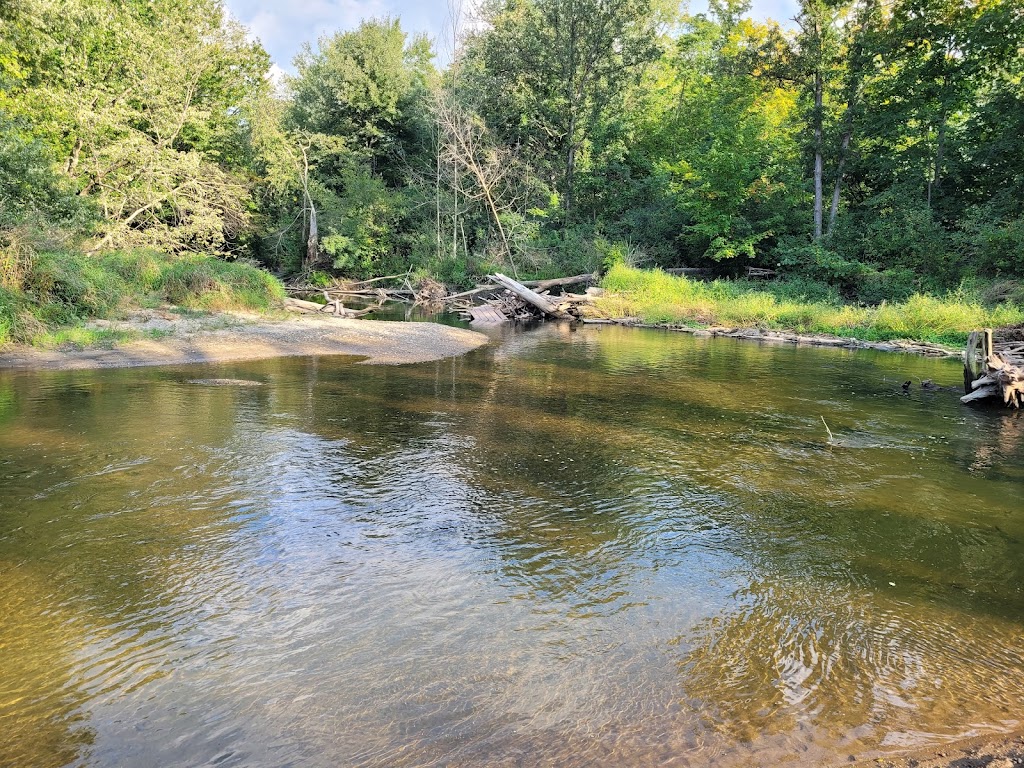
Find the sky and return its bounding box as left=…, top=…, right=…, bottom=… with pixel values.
left=223, top=0, right=800, bottom=77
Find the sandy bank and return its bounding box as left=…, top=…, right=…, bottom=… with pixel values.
left=0, top=311, right=489, bottom=370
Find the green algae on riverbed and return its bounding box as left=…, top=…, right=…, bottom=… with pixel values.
left=1, top=324, right=1023, bottom=767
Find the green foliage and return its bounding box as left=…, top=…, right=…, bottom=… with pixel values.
left=318, top=168, right=408, bottom=278
left=3, top=0, right=270, bottom=255
left=290, top=18, right=433, bottom=179
left=0, top=248, right=284, bottom=347
left=100, top=251, right=165, bottom=293
left=158, top=257, right=285, bottom=311
left=464, top=0, right=667, bottom=220
left=0, top=286, right=37, bottom=346
left=307, top=271, right=334, bottom=288
left=958, top=204, right=1024, bottom=276
left=1, top=0, right=1023, bottom=335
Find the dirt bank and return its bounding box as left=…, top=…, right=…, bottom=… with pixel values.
left=0, top=310, right=489, bottom=370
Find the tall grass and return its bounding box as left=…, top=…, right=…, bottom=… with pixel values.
left=597, top=264, right=1024, bottom=346
left=0, top=248, right=285, bottom=347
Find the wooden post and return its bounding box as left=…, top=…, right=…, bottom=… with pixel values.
left=965, top=330, right=984, bottom=394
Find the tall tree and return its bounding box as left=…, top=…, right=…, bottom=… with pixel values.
left=4, top=0, right=270, bottom=253
left=465, top=0, right=667, bottom=222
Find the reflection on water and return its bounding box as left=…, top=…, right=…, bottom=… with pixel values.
left=1, top=325, right=1023, bottom=767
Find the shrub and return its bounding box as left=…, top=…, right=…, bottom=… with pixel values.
left=99, top=250, right=164, bottom=292
left=26, top=251, right=130, bottom=321
left=958, top=205, right=1024, bottom=276
left=158, top=256, right=284, bottom=311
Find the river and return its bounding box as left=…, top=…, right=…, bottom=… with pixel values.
left=2, top=324, right=1023, bottom=767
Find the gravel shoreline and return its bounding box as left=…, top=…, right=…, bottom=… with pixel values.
left=0, top=310, right=490, bottom=370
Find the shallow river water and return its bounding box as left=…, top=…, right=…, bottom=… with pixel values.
left=2, top=324, right=1024, bottom=767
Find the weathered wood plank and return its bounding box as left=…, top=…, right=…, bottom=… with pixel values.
left=468, top=305, right=509, bottom=325
left=962, top=385, right=999, bottom=403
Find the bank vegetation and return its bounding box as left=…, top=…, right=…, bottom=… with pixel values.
left=1, top=0, right=1022, bottom=347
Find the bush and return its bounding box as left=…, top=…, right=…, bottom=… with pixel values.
left=0, top=248, right=285, bottom=347
left=26, top=251, right=131, bottom=322
left=853, top=268, right=918, bottom=305
left=958, top=205, right=1024, bottom=276
left=0, top=283, right=49, bottom=346
left=99, top=250, right=164, bottom=292
left=158, top=256, right=285, bottom=311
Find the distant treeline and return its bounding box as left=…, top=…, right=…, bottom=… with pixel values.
left=2, top=0, right=1022, bottom=301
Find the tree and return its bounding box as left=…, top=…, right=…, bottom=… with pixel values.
left=267, top=19, right=435, bottom=277
left=630, top=11, right=804, bottom=265
left=4, top=0, right=271, bottom=254
left=465, top=0, right=667, bottom=222
left=289, top=19, right=434, bottom=181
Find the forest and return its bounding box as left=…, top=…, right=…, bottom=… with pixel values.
left=1, top=0, right=1023, bottom=344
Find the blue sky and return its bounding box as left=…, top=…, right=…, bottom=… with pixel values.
left=223, top=0, right=800, bottom=76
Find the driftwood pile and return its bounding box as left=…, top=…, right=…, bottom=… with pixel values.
left=962, top=328, right=1024, bottom=408
left=282, top=271, right=600, bottom=325
left=284, top=271, right=429, bottom=318
left=446, top=273, right=599, bottom=325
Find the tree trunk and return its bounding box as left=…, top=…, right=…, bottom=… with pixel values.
left=933, top=110, right=947, bottom=195
left=64, top=137, right=83, bottom=176
left=299, top=142, right=318, bottom=270
left=813, top=69, right=824, bottom=242
left=305, top=203, right=318, bottom=269
left=827, top=128, right=852, bottom=235
left=565, top=134, right=576, bottom=223
left=490, top=273, right=573, bottom=319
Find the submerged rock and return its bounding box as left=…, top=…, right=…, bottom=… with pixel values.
left=187, top=378, right=264, bottom=386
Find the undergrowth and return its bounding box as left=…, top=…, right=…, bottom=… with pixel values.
left=597, top=264, right=1024, bottom=347
left=0, top=248, right=285, bottom=347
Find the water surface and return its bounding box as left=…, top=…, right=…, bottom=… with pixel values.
left=2, top=325, right=1023, bottom=767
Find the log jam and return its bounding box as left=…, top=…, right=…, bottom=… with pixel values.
left=962, top=328, right=1024, bottom=408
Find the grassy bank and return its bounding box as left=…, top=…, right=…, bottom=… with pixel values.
left=0, top=249, right=285, bottom=347
left=596, top=264, right=1024, bottom=347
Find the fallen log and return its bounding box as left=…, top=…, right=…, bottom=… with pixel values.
left=284, top=297, right=326, bottom=313
left=346, top=272, right=411, bottom=289
left=488, top=273, right=574, bottom=320
left=526, top=273, right=598, bottom=291
left=666, top=268, right=712, bottom=277
left=444, top=284, right=498, bottom=301
left=962, top=385, right=999, bottom=403
left=326, top=288, right=416, bottom=297
left=282, top=296, right=379, bottom=319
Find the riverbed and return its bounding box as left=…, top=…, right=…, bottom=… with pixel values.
left=1, top=323, right=1022, bottom=767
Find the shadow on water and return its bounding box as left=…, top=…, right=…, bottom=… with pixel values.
left=1, top=324, right=1023, bottom=766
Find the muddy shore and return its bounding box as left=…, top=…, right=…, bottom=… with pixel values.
left=0, top=310, right=489, bottom=370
